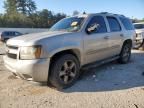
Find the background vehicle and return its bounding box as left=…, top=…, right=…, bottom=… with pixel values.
left=133, top=22, right=144, bottom=49
left=0, top=31, right=23, bottom=42
left=4, top=13, right=135, bottom=89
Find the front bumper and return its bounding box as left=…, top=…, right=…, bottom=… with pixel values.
left=3, top=56, right=50, bottom=82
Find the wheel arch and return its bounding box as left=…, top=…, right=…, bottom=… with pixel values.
left=123, top=39, right=132, bottom=47
left=49, top=48, right=81, bottom=64
left=120, top=39, right=132, bottom=55
left=48, top=49, right=81, bottom=81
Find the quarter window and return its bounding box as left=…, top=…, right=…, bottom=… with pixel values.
left=87, top=16, right=107, bottom=33
left=107, top=17, right=121, bottom=32
left=120, top=17, right=134, bottom=30
left=15, top=32, right=19, bottom=36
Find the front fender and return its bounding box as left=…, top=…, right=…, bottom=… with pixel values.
left=45, top=33, right=83, bottom=64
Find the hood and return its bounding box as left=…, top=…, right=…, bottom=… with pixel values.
left=7, top=31, right=70, bottom=46
left=135, top=29, right=144, bottom=34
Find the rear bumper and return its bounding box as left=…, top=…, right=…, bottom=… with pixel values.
left=3, top=56, right=50, bottom=82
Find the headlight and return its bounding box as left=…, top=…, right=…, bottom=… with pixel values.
left=20, top=45, right=42, bottom=60
left=142, top=32, right=144, bottom=37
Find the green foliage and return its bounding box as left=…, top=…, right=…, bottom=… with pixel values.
left=0, top=13, right=33, bottom=28
left=4, top=0, right=17, bottom=15
left=28, top=10, right=66, bottom=28
left=17, top=0, right=37, bottom=15
left=132, top=18, right=144, bottom=23
left=4, top=0, right=36, bottom=15
left=0, top=0, right=66, bottom=28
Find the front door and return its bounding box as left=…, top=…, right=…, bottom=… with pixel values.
left=83, top=16, right=111, bottom=64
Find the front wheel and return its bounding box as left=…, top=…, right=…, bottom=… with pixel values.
left=49, top=54, right=80, bottom=89
left=118, top=42, right=132, bottom=64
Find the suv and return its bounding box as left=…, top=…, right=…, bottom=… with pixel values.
left=133, top=22, right=144, bottom=49
left=4, top=13, right=135, bottom=89
left=0, top=31, right=23, bottom=42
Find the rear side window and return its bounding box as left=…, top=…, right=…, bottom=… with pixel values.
left=4, top=32, right=10, bottom=36
left=9, top=32, right=12, bottom=36
left=87, top=16, right=107, bottom=33
left=107, top=17, right=121, bottom=32
left=11, top=32, right=15, bottom=36
left=15, top=32, right=19, bottom=36
left=120, top=17, right=134, bottom=30
left=15, top=32, right=22, bottom=36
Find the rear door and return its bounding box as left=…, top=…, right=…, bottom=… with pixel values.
left=105, top=16, right=123, bottom=56
left=119, top=17, right=136, bottom=47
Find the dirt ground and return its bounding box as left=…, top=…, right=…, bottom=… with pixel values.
left=0, top=43, right=144, bottom=108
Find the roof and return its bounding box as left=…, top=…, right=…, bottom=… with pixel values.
left=77, top=12, right=126, bottom=18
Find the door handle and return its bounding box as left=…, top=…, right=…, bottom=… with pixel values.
left=104, top=36, right=109, bottom=39
left=120, top=34, right=124, bottom=37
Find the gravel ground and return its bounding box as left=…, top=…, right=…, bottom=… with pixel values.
left=0, top=43, right=144, bottom=108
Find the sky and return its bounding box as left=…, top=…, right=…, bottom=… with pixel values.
left=0, top=0, right=144, bottom=19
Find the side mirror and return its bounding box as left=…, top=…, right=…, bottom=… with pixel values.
left=86, top=23, right=99, bottom=34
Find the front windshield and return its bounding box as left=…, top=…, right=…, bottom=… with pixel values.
left=50, top=17, right=85, bottom=32
left=134, top=24, right=144, bottom=29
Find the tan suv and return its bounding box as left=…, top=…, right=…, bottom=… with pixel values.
left=4, top=12, right=135, bottom=89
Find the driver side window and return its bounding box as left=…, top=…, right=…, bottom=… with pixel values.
left=87, top=16, right=107, bottom=34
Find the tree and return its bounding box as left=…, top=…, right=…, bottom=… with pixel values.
left=26, top=0, right=37, bottom=14
left=83, top=11, right=86, bottom=14
left=4, top=0, right=36, bottom=15
left=73, top=10, right=80, bottom=16
left=0, top=14, right=4, bottom=27
left=4, top=0, right=17, bottom=15
left=30, top=10, right=66, bottom=28
left=16, top=0, right=26, bottom=14
left=2, top=0, right=66, bottom=28
left=17, top=0, right=37, bottom=15
left=39, top=9, right=50, bottom=27
left=54, top=13, right=66, bottom=23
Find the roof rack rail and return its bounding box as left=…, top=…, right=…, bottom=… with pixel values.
left=99, top=12, right=126, bottom=17
left=100, top=12, right=109, bottom=14
left=120, top=15, right=125, bottom=17
left=100, top=12, right=115, bottom=15
left=113, top=14, right=118, bottom=16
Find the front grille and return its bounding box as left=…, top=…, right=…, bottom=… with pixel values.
left=7, top=53, right=17, bottom=59
left=6, top=45, right=18, bottom=59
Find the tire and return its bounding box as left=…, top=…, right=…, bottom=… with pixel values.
left=49, top=54, right=80, bottom=89
left=118, top=42, right=132, bottom=64
left=4, top=38, right=9, bottom=43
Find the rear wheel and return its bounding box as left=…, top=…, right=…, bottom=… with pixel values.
left=49, top=54, right=80, bottom=89
left=118, top=42, right=132, bottom=64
